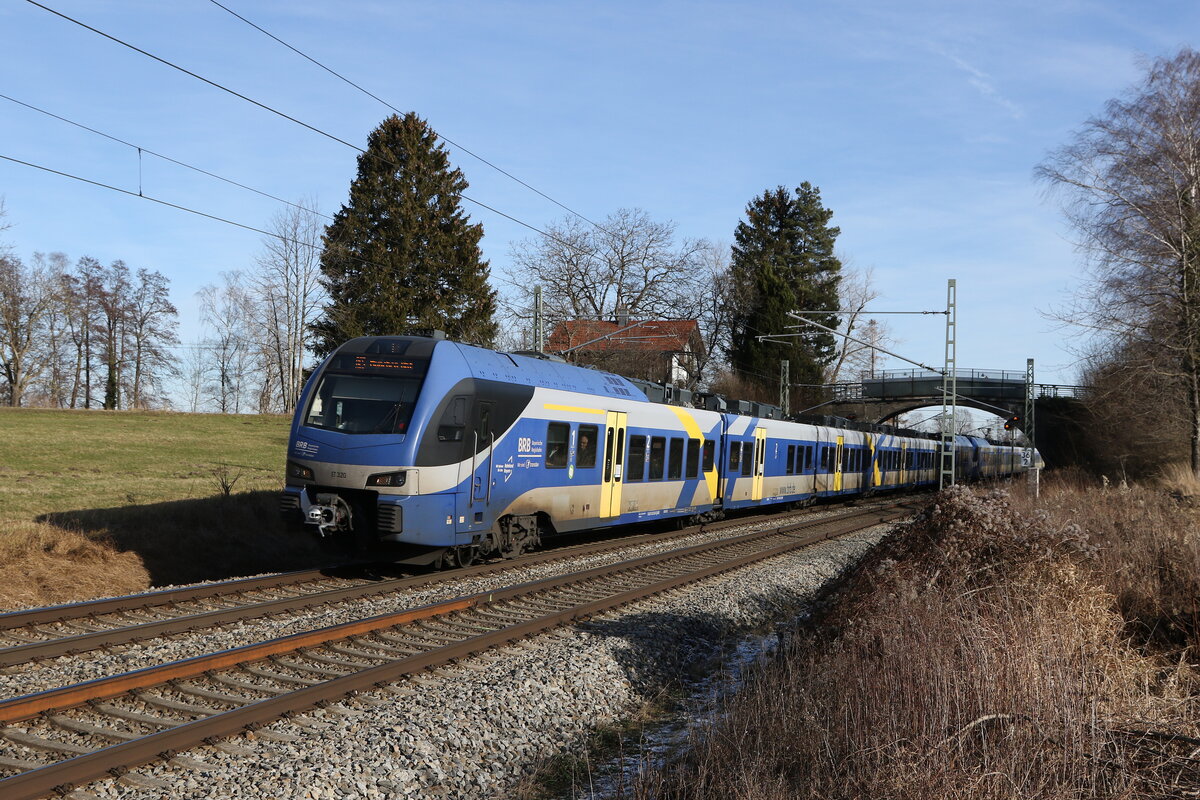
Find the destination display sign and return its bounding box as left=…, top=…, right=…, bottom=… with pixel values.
left=329, top=354, right=429, bottom=375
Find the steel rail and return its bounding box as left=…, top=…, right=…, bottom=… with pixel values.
left=0, top=504, right=842, bottom=667
left=0, top=503, right=910, bottom=800
left=0, top=503, right=907, bottom=723
left=0, top=569, right=338, bottom=631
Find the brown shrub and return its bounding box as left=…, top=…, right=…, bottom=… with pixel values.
left=627, top=484, right=1200, bottom=799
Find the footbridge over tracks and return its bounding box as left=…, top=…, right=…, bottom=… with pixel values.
left=816, top=369, right=1092, bottom=469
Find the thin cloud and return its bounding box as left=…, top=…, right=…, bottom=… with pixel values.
left=935, top=47, right=1025, bottom=119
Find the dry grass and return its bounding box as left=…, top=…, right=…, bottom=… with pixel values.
left=624, top=480, right=1200, bottom=799
left=0, top=519, right=149, bottom=609
left=1154, top=461, right=1200, bottom=497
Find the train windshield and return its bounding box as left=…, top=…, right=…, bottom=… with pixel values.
left=304, top=373, right=424, bottom=435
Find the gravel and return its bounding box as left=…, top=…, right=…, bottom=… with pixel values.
left=0, top=501, right=886, bottom=700
left=37, top=516, right=894, bottom=800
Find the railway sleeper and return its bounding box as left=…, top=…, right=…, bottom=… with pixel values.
left=242, top=662, right=323, bottom=687
left=46, top=714, right=140, bottom=742
left=1, top=728, right=94, bottom=756
left=269, top=656, right=352, bottom=678
left=327, top=641, right=400, bottom=661
left=206, top=673, right=292, bottom=697
left=297, top=649, right=377, bottom=670
left=0, top=752, right=45, bottom=771
left=133, top=690, right=221, bottom=716
left=171, top=682, right=256, bottom=707
left=91, top=703, right=180, bottom=729
left=372, top=630, right=440, bottom=650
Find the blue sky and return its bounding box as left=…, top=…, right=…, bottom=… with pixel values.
left=2, top=0, right=1197, bottom=391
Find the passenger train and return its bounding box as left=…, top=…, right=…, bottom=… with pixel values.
left=280, top=334, right=1036, bottom=564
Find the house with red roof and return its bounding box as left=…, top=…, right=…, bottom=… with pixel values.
left=545, top=313, right=705, bottom=387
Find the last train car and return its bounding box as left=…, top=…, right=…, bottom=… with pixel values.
left=280, top=335, right=725, bottom=564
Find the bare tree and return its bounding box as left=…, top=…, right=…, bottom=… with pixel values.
left=824, top=265, right=894, bottom=383
left=1038, top=48, right=1200, bottom=475
left=504, top=209, right=709, bottom=335
left=125, top=268, right=179, bottom=408
left=96, top=260, right=132, bottom=410
left=0, top=253, right=55, bottom=406
left=32, top=252, right=74, bottom=407
left=199, top=273, right=255, bottom=413
left=250, top=200, right=325, bottom=413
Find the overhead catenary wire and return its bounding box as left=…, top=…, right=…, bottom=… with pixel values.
left=0, top=152, right=433, bottom=283
left=23, top=0, right=594, bottom=258
left=0, top=92, right=332, bottom=222
left=205, top=0, right=611, bottom=236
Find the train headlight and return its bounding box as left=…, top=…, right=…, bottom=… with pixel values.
left=367, top=470, right=406, bottom=487
left=287, top=461, right=314, bottom=481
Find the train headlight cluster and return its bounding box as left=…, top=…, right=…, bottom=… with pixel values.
left=287, top=461, right=314, bottom=481
left=367, top=471, right=407, bottom=487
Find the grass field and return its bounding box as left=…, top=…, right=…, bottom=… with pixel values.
left=0, top=408, right=323, bottom=609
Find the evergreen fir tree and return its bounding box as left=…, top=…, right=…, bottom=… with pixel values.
left=728, top=183, right=842, bottom=399
left=313, top=113, right=497, bottom=355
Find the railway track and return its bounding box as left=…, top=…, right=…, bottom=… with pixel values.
left=0, top=503, right=871, bottom=670
left=0, top=501, right=912, bottom=800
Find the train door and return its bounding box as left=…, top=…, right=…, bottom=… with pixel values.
left=899, top=442, right=908, bottom=485
left=751, top=427, right=767, bottom=501
left=864, top=434, right=876, bottom=491
left=600, top=411, right=627, bottom=518
left=470, top=400, right=494, bottom=505
left=833, top=435, right=845, bottom=492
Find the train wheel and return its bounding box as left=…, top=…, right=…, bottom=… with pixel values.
left=450, top=545, right=479, bottom=568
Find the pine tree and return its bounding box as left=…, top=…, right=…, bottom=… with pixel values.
left=313, top=113, right=497, bottom=356
left=728, top=183, right=842, bottom=399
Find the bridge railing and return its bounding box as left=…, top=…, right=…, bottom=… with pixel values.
left=816, top=374, right=1088, bottom=403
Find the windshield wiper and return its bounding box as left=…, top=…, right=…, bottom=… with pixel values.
left=370, top=404, right=403, bottom=434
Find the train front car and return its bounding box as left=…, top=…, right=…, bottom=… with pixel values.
left=280, top=336, right=450, bottom=561
left=280, top=334, right=723, bottom=564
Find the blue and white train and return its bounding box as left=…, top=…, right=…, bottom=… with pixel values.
left=280, top=334, right=1035, bottom=564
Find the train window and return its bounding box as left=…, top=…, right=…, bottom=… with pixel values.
left=786, top=445, right=795, bottom=475
left=649, top=437, right=666, bottom=480
left=577, top=425, right=599, bottom=468
left=805, top=445, right=813, bottom=471
left=546, top=422, right=569, bottom=468
left=304, top=373, right=423, bottom=435
left=729, top=441, right=741, bottom=472
left=668, top=438, right=684, bottom=481
left=703, top=440, right=715, bottom=472
left=685, top=439, right=700, bottom=479
left=604, top=427, right=615, bottom=482
left=741, top=442, right=753, bottom=476
left=627, top=436, right=647, bottom=482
